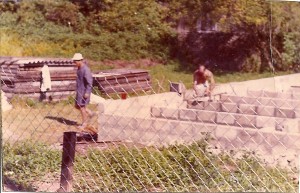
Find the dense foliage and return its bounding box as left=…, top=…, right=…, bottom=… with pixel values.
left=0, top=0, right=300, bottom=72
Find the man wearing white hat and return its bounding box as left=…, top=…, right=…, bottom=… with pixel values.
left=72, top=53, right=94, bottom=128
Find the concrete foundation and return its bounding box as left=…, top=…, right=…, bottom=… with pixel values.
left=98, top=113, right=300, bottom=158
left=97, top=74, right=300, bottom=169
left=151, top=107, right=300, bottom=133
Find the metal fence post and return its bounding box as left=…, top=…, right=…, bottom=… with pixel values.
left=58, top=132, right=77, bottom=192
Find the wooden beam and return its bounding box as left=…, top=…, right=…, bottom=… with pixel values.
left=58, top=132, right=77, bottom=192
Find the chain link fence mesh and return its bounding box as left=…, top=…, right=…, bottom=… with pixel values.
left=1, top=61, right=299, bottom=192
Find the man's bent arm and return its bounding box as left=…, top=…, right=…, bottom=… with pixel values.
left=209, top=74, right=215, bottom=92
left=193, top=72, right=198, bottom=86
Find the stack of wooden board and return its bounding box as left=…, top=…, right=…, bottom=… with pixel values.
left=0, top=57, right=76, bottom=101
left=93, top=69, right=151, bottom=94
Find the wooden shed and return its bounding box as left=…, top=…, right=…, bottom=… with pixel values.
left=0, top=57, right=76, bottom=101
left=93, top=69, right=152, bottom=94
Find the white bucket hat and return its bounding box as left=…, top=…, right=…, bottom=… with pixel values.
left=72, top=53, right=84, bottom=61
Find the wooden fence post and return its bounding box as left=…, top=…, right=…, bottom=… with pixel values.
left=58, top=132, right=77, bottom=192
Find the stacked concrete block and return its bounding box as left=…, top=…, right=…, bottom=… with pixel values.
left=256, top=106, right=275, bottom=117
left=188, top=100, right=297, bottom=119
left=203, top=101, right=221, bottom=111
left=220, top=94, right=300, bottom=109
left=179, top=109, right=197, bottom=121
left=161, top=108, right=179, bottom=120
left=215, top=112, right=235, bottom=125
left=98, top=112, right=300, bottom=160
left=221, top=103, right=238, bottom=113
left=275, top=108, right=296, bottom=118
left=238, top=104, right=257, bottom=115
left=235, top=114, right=256, bottom=128
left=151, top=106, right=300, bottom=132
left=197, top=110, right=216, bottom=123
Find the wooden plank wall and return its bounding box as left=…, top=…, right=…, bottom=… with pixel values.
left=0, top=57, right=76, bottom=101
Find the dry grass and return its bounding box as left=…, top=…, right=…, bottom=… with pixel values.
left=2, top=103, right=99, bottom=144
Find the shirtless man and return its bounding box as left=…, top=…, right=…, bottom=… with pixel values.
left=193, top=65, right=215, bottom=98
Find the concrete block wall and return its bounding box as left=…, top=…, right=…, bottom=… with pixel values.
left=187, top=100, right=298, bottom=119
left=220, top=94, right=300, bottom=108
left=150, top=107, right=300, bottom=133
left=98, top=113, right=300, bottom=159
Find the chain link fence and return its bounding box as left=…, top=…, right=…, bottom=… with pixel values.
left=1, top=61, right=300, bottom=192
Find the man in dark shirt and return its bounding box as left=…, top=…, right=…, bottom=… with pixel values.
left=72, top=53, right=94, bottom=128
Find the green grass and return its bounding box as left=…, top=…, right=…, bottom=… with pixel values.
left=147, top=64, right=293, bottom=90
left=90, top=61, right=294, bottom=94
left=2, top=141, right=297, bottom=192
left=2, top=142, right=61, bottom=191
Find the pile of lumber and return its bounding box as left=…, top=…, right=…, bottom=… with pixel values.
left=93, top=69, right=151, bottom=94
left=0, top=57, right=76, bottom=101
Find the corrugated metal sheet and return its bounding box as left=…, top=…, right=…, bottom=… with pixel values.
left=0, top=57, right=74, bottom=67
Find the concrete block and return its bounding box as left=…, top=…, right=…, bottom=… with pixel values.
left=262, top=90, right=278, bottom=98
left=235, top=114, right=257, bottom=128
left=104, top=115, right=120, bottom=127
left=258, top=98, right=274, bottom=106
left=247, top=90, right=263, bottom=98
left=168, top=121, right=188, bottom=136
left=223, top=95, right=263, bottom=105
left=139, top=131, right=159, bottom=144
left=242, top=96, right=259, bottom=105
left=152, top=119, right=172, bottom=134
left=275, top=119, right=299, bottom=133
left=277, top=92, right=292, bottom=99
left=98, top=114, right=111, bottom=127
left=161, top=108, right=179, bottom=119
left=179, top=109, right=197, bottom=121
left=138, top=119, right=154, bottom=132
left=117, top=117, right=136, bottom=130
left=216, top=112, right=235, bottom=125
left=213, top=126, right=238, bottom=141
left=274, top=99, right=289, bottom=108
left=220, top=95, right=241, bottom=103
left=221, top=103, right=238, bottom=113
left=238, top=104, right=257, bottom=115
left=197, top=110, right=216, bottom=123
left=203, top=101, right=221, bottom=111
left=275, top=108, right=295, bottom=118
left=98, top=127, right=124, bottom=142
left=151, top=107, right=161, bottom=117
left=256, top=106, right=275, bottom=117
left=256, top=116, right=275, bottom=129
